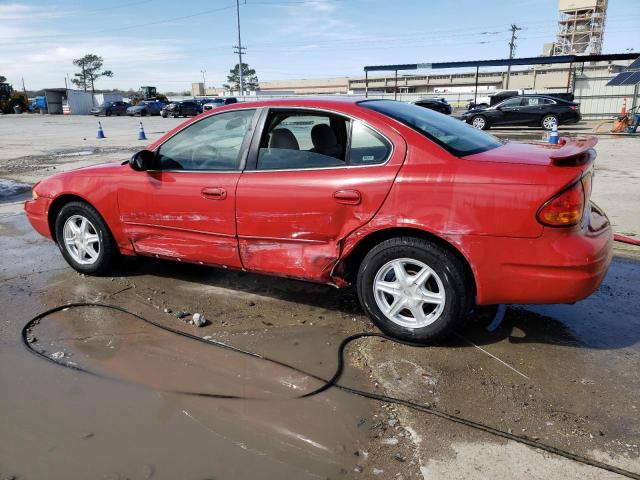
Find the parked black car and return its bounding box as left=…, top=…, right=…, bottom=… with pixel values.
left=461, top=95, right=581, bottom=130
left=91, top=101, right=130, bottom=116
left=411, top=98, right=452, bottom=115
left=161, top=100, right=200, bottom=118
left=202, top=97, right=238, bottom=111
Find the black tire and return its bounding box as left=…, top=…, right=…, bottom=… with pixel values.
left=357, top=237, right=472, bottom=343
left=140, top=110, right=147, bottom=117
left=541, top=114, right=559, bottom=131
left=105, top=109, right=112, bottom=116
left=470, top=115, right=489, bottom=130
left=54, top=201, right=118, bottom=275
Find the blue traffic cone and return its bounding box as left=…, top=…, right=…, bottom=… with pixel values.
left=96, top=121, right=106, bottom=139
left=549, top=124, right=558, bottom=144
left=138, top=121, right=147, bottom=140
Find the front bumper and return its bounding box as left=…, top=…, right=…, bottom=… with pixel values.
left=24, top=197, right=54, bottom=240
left=469, top=202, right=612, bottom=305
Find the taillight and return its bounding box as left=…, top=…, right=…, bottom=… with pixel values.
left=537, top=179, right=585, bottom=227
left=569, top=105, right=578, bottom=110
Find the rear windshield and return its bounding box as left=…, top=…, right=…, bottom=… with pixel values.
left=359, top=99, right=502, bottom=157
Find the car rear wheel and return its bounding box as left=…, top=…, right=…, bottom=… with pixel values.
left=105, top=110, right=112, bottom=116
left=357, top=237, right=472, bottom=343
left=55, top=201, right=118, bottom=275
left=541, top=114, right=559, bottom=131
left=471, top=115, right=488, bottom=130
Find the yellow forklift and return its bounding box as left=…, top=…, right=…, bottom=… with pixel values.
left=0, top=82, right=29, bottom=114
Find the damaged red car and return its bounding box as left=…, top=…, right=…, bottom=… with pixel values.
left=25, top=98, right=612, bottom=342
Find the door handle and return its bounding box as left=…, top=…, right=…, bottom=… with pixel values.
left=333, top=189, right=361, bottom=205
left=201, top=187, right=227, bottom=200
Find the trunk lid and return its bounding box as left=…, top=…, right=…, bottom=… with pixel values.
left=465, top=136, right=597, bottom=168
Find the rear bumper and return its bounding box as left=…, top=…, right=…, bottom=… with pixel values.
left=24, top=197, right=53, bottom=240
left=469, top=202, right=612, bottom=305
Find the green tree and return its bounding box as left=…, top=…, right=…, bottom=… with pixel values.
left=224, top=63, right=259, bottom=92
left=71, top=54, right=113, bottom=93
left=0, top=75, right=6, bottom=83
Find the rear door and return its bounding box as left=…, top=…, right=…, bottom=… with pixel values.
left=235, top=107, right=407, bottom=282
left=118, top=108, right=258, bottom=267
left=519, top=97, right=547, bottom=125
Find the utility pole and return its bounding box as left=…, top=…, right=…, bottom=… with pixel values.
left=233, top=0, right=247, bottom=96
left=505, top=24, right=522, bottom=89
left=201, top=69, right=206, bottom=87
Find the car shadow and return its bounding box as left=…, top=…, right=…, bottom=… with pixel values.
left=115, top=254, right=640, bottom=351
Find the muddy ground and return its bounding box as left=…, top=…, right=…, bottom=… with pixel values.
left=1, top=114, right=640, bottom=479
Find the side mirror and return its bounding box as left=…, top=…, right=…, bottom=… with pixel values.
left=129, top=149, right=155, bottom=171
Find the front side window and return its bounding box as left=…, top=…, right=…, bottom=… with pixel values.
left=257, top=111, right=348, bottom=170
left=360, top=100, right=501, bottom=157
left=157, top=109, right=255, bottom=171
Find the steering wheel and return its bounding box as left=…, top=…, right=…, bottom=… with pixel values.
left=190, top=143, right=221, bottom=168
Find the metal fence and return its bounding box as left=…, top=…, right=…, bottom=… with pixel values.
left=573, top=75, right=638, bottom=119
left=186, top=75, right=639, bottom=120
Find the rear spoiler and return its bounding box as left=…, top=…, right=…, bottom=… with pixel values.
left=550, top=136, right=598, bottom=166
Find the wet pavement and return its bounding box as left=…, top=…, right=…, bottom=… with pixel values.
left=1, top=203, right=639, bottom=479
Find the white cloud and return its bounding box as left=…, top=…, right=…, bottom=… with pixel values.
left=1, top=3, right=189, bottom=90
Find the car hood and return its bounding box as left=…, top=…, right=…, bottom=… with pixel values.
left=463, top=107, right=492, bottom=114
left=68, top=161, right=126, bottom=175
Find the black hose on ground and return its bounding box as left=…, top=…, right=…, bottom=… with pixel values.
left=21, top=302, right=640, bottom=480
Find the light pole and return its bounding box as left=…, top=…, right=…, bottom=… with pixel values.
left=201, top=69, right=206, bottom=89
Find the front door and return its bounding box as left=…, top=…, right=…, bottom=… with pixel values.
left=118, top=108, right=257, bottom=268
left=494, top=96, right=525, bottom=125
left=235, top=108, right=406, bottom=282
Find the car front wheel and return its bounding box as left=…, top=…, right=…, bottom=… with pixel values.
left=541, top=114, right=559, bottom=130
left=357, top=237, right=472, bottom=343
left=471, top=115, right=488, bottom=130
left=55, top=201, right=117, bottom=275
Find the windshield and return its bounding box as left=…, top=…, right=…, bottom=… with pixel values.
left=360, top=100, right=502, bottom=157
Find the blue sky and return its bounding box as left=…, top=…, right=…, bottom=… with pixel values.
left=1, top=0, right=639, bottom=91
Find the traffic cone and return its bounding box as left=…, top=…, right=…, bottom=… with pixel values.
left=138, top=121, right=147, bottom=140
left=620, top=98, right=627, bottom=117
left=96, top=121, right=106, bottom=139
left=549, top=124, right=559, bottom=144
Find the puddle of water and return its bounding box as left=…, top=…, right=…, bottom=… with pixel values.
left=7, top=306, right=372, bottom=479
left=0, top=178, right=30, bottom=200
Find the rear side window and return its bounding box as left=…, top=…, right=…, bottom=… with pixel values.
left=349, top=120, right=391, bottom=165
left=360, top=100, right=501, bottom=157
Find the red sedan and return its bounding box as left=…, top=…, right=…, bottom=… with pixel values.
left=25, top=98, right=612, bottom=342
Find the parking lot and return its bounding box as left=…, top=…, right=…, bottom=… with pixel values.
left=1, top=114, right=640, bottom=479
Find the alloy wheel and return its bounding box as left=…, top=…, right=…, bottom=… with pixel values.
left=63, top=215, right=101, bottom=265
left=472, top=116, right=486, bottom=129
left=373, top=258, right=446, bottom=329
left=542, top=115, right=558, bottom=130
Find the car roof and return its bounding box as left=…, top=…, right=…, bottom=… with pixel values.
left=217, top=96, right=364, bottom=110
